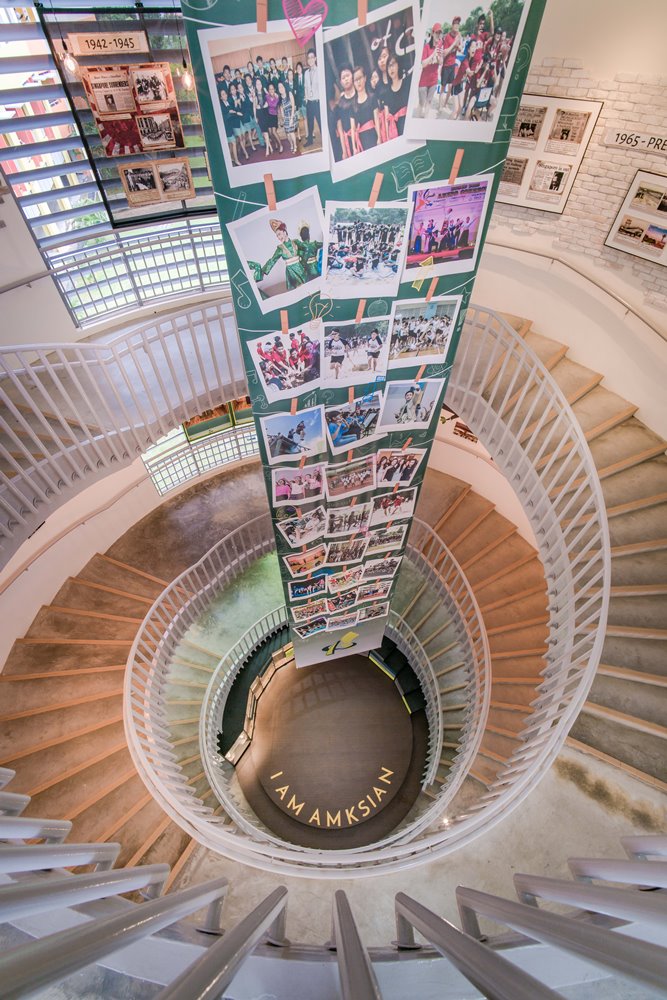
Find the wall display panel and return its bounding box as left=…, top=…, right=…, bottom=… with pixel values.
left=40, top=6, right=214, bottom=229
left=184, top=0, right=546, bottom=667
left=605, top=169, right=667, bottom=267
left=497, top=94, right=602, bottom=214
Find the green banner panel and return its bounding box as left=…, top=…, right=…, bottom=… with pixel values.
left=183, top=0, right=546, bottom=667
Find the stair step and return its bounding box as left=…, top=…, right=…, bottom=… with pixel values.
left=0, top=688, right=123, bottom=723
left=581, top=701, right=667, bottom=740
left=569, top=714, right=667, bottom=784
left=565, top=737, right=667, bottom=795
left=588, top=674, right=667, bottom=729
left=611, top=537, right=667, bottom=557
left=597, top=664, right=667, bottom=688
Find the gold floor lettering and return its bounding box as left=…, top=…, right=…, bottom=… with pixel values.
left=268, top=766, right=394, bottom=827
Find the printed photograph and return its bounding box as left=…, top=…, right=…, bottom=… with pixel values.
left=136, top=112, right=183, bottom=151
left=272, top=463, right=325, bottom=507
left=288, top=575, right=328, bottom=602
left=527, top=160, right=572, bottom=202
left=378, top=379, right=445, bottom=433
left=118, top=163, right=158, bottom=207
left=613, top=216, right=647, bottom=245
left=325, top=611, right=359, bottom=630
left=359, top=601, right=390, bottom=621
left=323, top=0, right=419, bottom=180
left=259, top=405, right=326, bottom=466
left=632, top=184, right=666, bottom=214
left=227, top=188, right=325, bottom=313
left=199, top=21, right=330, bottom=187
left=276, top=505, right=327, bottom=548
left=387, top=296, right=460, bottom=368
left=376, top=447, right=426, bottom=488
left=130, top=64, right=174, bottom=108
left=249, top=323, right=322, bottom=400
left=325, top=454, right=376, bottom=500
left=362, top=555, right=403, bottom=580
left=321, top=319, right=391, bottom=388
left=322, top=203, right=408, bottom=298
left=357, top=580, right=392, bottom=603
left=325, top=391, right=383, bottom=456
left=156, top=159, right=195, bottom=200
left=327, top=537, right=367, bottom=565
left=326, top=502, right=371, bottom=538
left=405, top=0, right=532, bottom=143
left=369, top=488, right=417, bottom=526
left=403, top=176, right=492, bottom=278
left=642, top=225, right=667, bottom=254
left=327, top=590, right=358, bottom=615
left=328, top=565, right=365, bottom=594
left=364, top=524, right=408, bottom=557
left=292, top=597, right=329, bottom=623
left=511, top=104, right=546, bottom=146
left=294, top=616, right=328, bottom=638
left=283, top=543, right=328, bottom=577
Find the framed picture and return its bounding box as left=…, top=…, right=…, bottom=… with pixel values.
left=605, top=169, right=667, bottom=267
left=321, top=318, right=391, bottom=388
left=387, top=296, right=461, bottom=369
left=322, top=202, right=409, bottom=299
left=259, top=404, right=326, bottom=465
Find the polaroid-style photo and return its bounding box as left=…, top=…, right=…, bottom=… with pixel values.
left=328, top=565, right=365, bottom=594
left=327, top=590, right=358, bottom=615
left=641, top=225, right=667, bottom=255
left=198, top=20, right=330, bottom=188
left=259, top=404, right=326, bottom=465
left=248, top=322, right=322, bottom=401
left=156, top=159, right=195, bottom=200
left=325, top=454, right=376, bottom=500
left=294, top=616, right=328, bottom=638
left=288, top=575, right=328, bottom=602
left=632, top=183, right=667, bottom=214
left=291, top=597, right=329, bottom=623
left=321, top=319, right=390, bottom=388
left=364, top=523, right=408, bottom=557
left=405, top=1, right=533, bottom=143
left=327, top=538, right=367, bottom=565
left=387, top=296, right=461, bottom=369
left=323, top=0, right=420, bottom=181
left=326, top=502, right=371, bottom=538
left=376, top=447, right=426, bottom=489
left=377, top=379, right=445, bottom=433
left=227, top=188, right=325, bottom=313
left=130, top=63, right=174, bottom=109
left=369, top=488, right=417, bottom=526
left=276, top=505, right=327, bottom=548
left=403, top=175, right=492, bottom=280
left=613, top=216, right=648, bottom=245
left=118, top=163, right=159, bottom=207
left=362, top=555, right=403, bottom=580
left=322, top=202, right=409, bottom=299
left=325, top=391, right=383, bottom=456
left=357, top=580, right=392, bottom=603
left=137, top=112, right=182, bottom=151
left=326, top=611, right=359, bottom=631
left=359, top=601, right=390, bottom=621
left=272, top=463, right=326, bottom=507
left=283, top=542, right=328, bottom=578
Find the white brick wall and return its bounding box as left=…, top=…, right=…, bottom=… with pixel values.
left=490, top=60, right=667, bottom=311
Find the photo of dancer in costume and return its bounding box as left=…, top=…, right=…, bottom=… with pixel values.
left=227, top=188, right=325, bottom=312
left=322, top=202, right=408, bottom=298
left=403, top=176, right=492, bottom=279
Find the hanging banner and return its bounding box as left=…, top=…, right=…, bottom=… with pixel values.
left=184, top=0, right=546, bottom=667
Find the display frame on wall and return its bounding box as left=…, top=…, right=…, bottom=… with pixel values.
left=604, top=168, right=667, bottom=267
left=497, top=94, right=602, bottom=215
left=38, top=4, right=215, bottom=230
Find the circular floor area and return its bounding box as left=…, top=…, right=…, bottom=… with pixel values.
left=235, top=654, right=428, bottom=849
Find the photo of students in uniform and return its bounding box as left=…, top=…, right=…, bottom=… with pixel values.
left=276, top=505, right=327, bottom=548
left=272, top=463, right=325, bottom=507
left=327, top=590, right=357, bottom=615
left=325, top=454, right=376, bottom=500
left=259, top=404, right=326, bottom=465
left=376, top=448, right=425, bottom=488
left=326, top=502, right=371, bottom=538
left=321, top=319, right=390, bottom=387
left=292, top=597, right=329, bottom=623
left=362, top=555, right=403, bottom=580
left=284, top=543, right=328, bottom=577
left=359, top=601, right=390, bottom=621
left=327, top=538, right=367, bottom=565
left=249, top=323, right=322, bottom=400
left=387, top=296, right=460, bottom=368
left=403, top=175, right=492, bottom=279
left=288, top=575, right=327, bottom=602
left=357, top=580, right=392, bottom=603
left=325, top=392, right=383, bottom=456
left=369, top=488, right=417, bottom=526
left=325, top=611, right=359, bottom=630
left=322, top=202, right=408, bottom=298
left=364, top=523, right=408, bottom=557
left=378, top=379, right=445, bottom=433
left=198, top=21, right=330, bottom=186
left=294, top=616, right=328, bottom=638
left=405, top=1, right=532, bottom=143
left=327, top=565, right=365, bottom=594
left=323, top=0, right=419, bottom=180
left=227, top=188, right=325, bottom=313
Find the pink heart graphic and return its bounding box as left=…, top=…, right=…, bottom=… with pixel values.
left=282, top=0, right=328, bottom=46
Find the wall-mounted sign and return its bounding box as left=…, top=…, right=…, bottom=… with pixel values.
left=602, top=128, right=667, bottom=156
left=605, top=169, right=667, bottom=267
left=498, top=94, right=602, bottom=215
left=67, top=31, right=149, bottom=57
